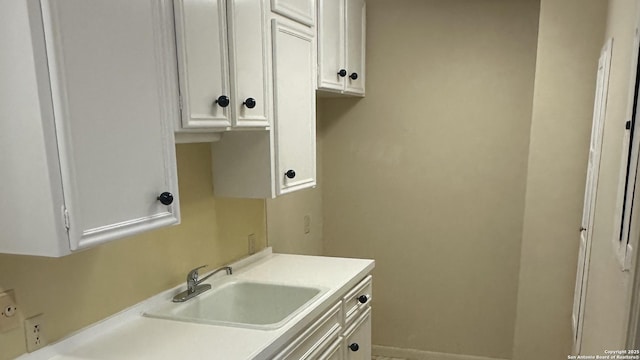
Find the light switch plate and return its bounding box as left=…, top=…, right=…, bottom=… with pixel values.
left=303, top=215, right=311, bottom=234
left=248, top=233, right=256, bottom=255
left=0, top=290, right=20, bottom=332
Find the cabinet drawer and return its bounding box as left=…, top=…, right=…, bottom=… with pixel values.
left=274, top=302, right=342, bottom=360
left=343, top=275, right=372, bottom=327
left=318, top=337, right=344, bottom=360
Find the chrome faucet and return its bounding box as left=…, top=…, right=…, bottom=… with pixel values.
left=172, top=265, right=232, bottom=302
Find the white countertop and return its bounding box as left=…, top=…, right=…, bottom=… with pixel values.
left=18, top=249, right=374, bottom=360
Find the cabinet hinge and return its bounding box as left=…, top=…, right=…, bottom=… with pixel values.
left=626, top=120, right=632, bottom=130
left=63, top=208, right=70, bottom=231
left=178, top=94, right=183, bottom=112
left=624, top=243, right=634, bottom=271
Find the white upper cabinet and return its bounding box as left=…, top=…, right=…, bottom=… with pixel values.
left=318, top=0, right=366, bottom=96
left=272, top=20, right=317, bottom=195
left=0, top=0, right=180, bottom=257
left=211, top=7, right=317, bottom=199
left=174, top=0, right=231, bottom=128
left=344, top=0, right=366, bottom=95
left=174, top=0, right=270, bottom=130
left=318, top=0, right=345, bottom=92
left=271, top=0, right=315, bottom=27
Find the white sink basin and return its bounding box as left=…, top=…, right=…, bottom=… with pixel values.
left=145, top=281, right=324, bottom=329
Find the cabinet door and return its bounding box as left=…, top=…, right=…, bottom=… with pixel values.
left=42, top=0, right=180, bottom=250
left=0, top=0, right=69, bottom=257
left=228, top=0, right=270, bottom=128
left=344, top=310, right=371, bottom=360
left=318, top=0, right=346, bottom=92
left=344, top=0, right=365, bottom=95
left=174, top=0, right=232, bottom=128
left=271, top=20, right=317, bottom=195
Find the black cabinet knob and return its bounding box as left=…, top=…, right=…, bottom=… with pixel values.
left=215, top=95, right=230, bottom=107
left=285, top=170, right=296, bottom=179
left=338, top=69, right=347, bottom=77
left=243, top=97, right=256, bottom=109
left=358, top=295, right=369, bottom=304
left=349, top=72, right=358, bottom=80
left=157, top=192, right=174, bottom=206
left=349, top=343, right=359, bottom=352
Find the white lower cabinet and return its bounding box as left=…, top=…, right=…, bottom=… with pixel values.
left=274, top=275, right=372, bottom=360
left=319, top=339, right=344, bottom=360
left=343, top=310, right=372, bottom=360
left=0, top=0, right=180, bottom=257
left=274, top=302, right=342, bottom=360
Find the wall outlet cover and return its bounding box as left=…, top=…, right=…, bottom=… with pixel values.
left=0, top=290, right=21, bottom=332
left=25, top=313, right=47, bottom=352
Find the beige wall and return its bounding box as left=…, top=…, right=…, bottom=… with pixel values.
left=320, top=0, right=540, bottom=358
left=0, top=143, right=266, bottom=360
left=512, top=0, right=608, bottom=359
left=580, top=0, right=639, bottom=353
left=266, top=187, right=323, bottom=255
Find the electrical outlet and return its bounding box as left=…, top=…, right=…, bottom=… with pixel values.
left=304, top=215, right=311, bottom=234
left=0, top=290, right=20, bottom=332
left=248, top=233, right=256, bottom=255
left=25, top=314, right=47, bottom=352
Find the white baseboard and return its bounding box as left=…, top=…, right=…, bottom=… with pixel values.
left=372, top=345, right=509, bottom=360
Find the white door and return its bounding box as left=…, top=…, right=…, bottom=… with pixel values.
left=571, top=38, right=613, bottom=353
left=318, top=0, right=346, bottom=91
left=271, top=19, right=317, bottom=195
left=42, top=0, right=180, bottom=250
left=344, top=0, right=365, bottom=95
left=174, top=0, right=232, bottom=128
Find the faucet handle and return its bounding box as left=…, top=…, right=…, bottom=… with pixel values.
left=187, top=265, right=207, bottom=282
